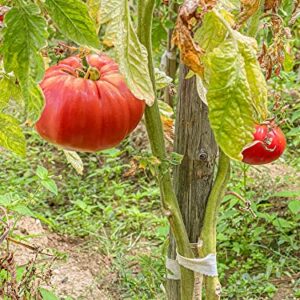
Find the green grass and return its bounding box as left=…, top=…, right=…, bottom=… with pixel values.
left=0, top=128, right=299, bottom=299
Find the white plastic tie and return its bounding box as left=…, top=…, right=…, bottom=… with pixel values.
left=166, top=50, right=177, bottom=60
left=176, top=252, right=218, bottom=277
left=166, top=253, right=218, bottom=280
left=166, top=257, right=181, bottom=280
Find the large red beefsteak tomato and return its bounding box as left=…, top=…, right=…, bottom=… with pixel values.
left=36, top=54, right=145, bottom=152
left=242, top=123, right=286, bottom=165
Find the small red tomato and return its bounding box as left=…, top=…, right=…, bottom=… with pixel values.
left=242, top=123, right=286, bottom=165
left=36, top=54, right=145, bottom=152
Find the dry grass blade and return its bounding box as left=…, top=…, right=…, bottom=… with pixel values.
left=289, top=0, right=300, bottom=25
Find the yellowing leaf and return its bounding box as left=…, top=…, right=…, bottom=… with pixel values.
left=63, top=150, right=84, bottom=175
left=196, top=75, right=208, bottom=106
left=99, top=0, right=121, bottom=47
left=155, top=68, right=173, bottom=90
left=0, top=113, right=26, bottom=156
left=194, top=11, right=228, bottom=53
left=236, top=33, right=268, bottom=121
left=204, top=40, right=255, bottom=160
left=115, top=1, right=155, bottom=106
left=87, top=0, right=101, bottom=33
left=99, top=0, right=120, bottom=24
left=192, top=10, right=268, bottom=158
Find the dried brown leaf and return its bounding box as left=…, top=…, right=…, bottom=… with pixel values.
left=172, top=18, right=205, bottom=77
left=172, top=0, right=217, bottom=77
left=289, top=0, right=300, bottom=25
left=237, top=0, right=260, bottom=27
left=264, top=0, right=282, bottom=12
left=258, top=15, right=289, bottom=79
left=123, top=160, right=138, bottom=177
left=161, top=115, right=174, bottom=144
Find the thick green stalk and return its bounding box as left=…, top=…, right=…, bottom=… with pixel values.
left=137, top=1, right=195, bottom=299
left=200, top=149, right=230, bottom=300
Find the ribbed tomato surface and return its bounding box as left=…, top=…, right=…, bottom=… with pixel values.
left=242, top=124, right=286, bottom=165
left=36, top=54, right=145, bottom=152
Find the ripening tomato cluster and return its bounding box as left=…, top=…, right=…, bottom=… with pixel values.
left=36, top=53, right=286, bottom=165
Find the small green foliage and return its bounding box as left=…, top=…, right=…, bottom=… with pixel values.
left=39, top=288, right=60, bottom=300
left=36, top=165, right=58, bottom=195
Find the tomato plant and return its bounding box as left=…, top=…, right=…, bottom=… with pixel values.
left=36, top=54, right=145, bottom=152
left=242, top=122, right=286, bottom=165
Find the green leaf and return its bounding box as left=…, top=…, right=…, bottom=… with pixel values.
left=0, top=113, right=26, bottom=156
left=41, top=179, right=58, bottom=196
left=154, top=68, right=172, bottom=90
left=288, top=200, right=300, bottom=214
left=0, top=193, right=14, bottom=207
left=12, top=205, right=35, bottom=217
left=114, top=0, right=155, bottom=106
left=283, top=44, right=294, bottom=72
left=2, top=4, right=47, bottom=121
left=2, top=4, right=47, bottom=82
left=36, top=166, right=58, bottom=195
left=204, top=40, right=255, bottom=160
left=272, top=217, right=293, bottom=229
left=39, top=288, right=60, bottom=300
left=271, top=190, right=300, bottom=198
left=45, top=0, right=100, bottom=48
left=36, top=166, right=48, bottom=179
left=21, top=78, right=45, bottom=122
left=287, top=127, right=300, bottom=137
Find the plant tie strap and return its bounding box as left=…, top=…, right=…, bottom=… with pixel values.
left=160, top=50, right=177, bottom=71
left=166, top=253, right=218, bottom=280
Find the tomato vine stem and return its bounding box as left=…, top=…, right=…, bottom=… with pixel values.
left=137, top=1, right=195, bottom=299
left=200, top=149, right=231, bottom=300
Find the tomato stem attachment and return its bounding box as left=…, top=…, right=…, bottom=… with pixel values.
left=84, top=67, right=100, bottom=81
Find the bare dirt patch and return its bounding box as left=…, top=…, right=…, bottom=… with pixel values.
left=7, top=217, right=119, bottom=300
